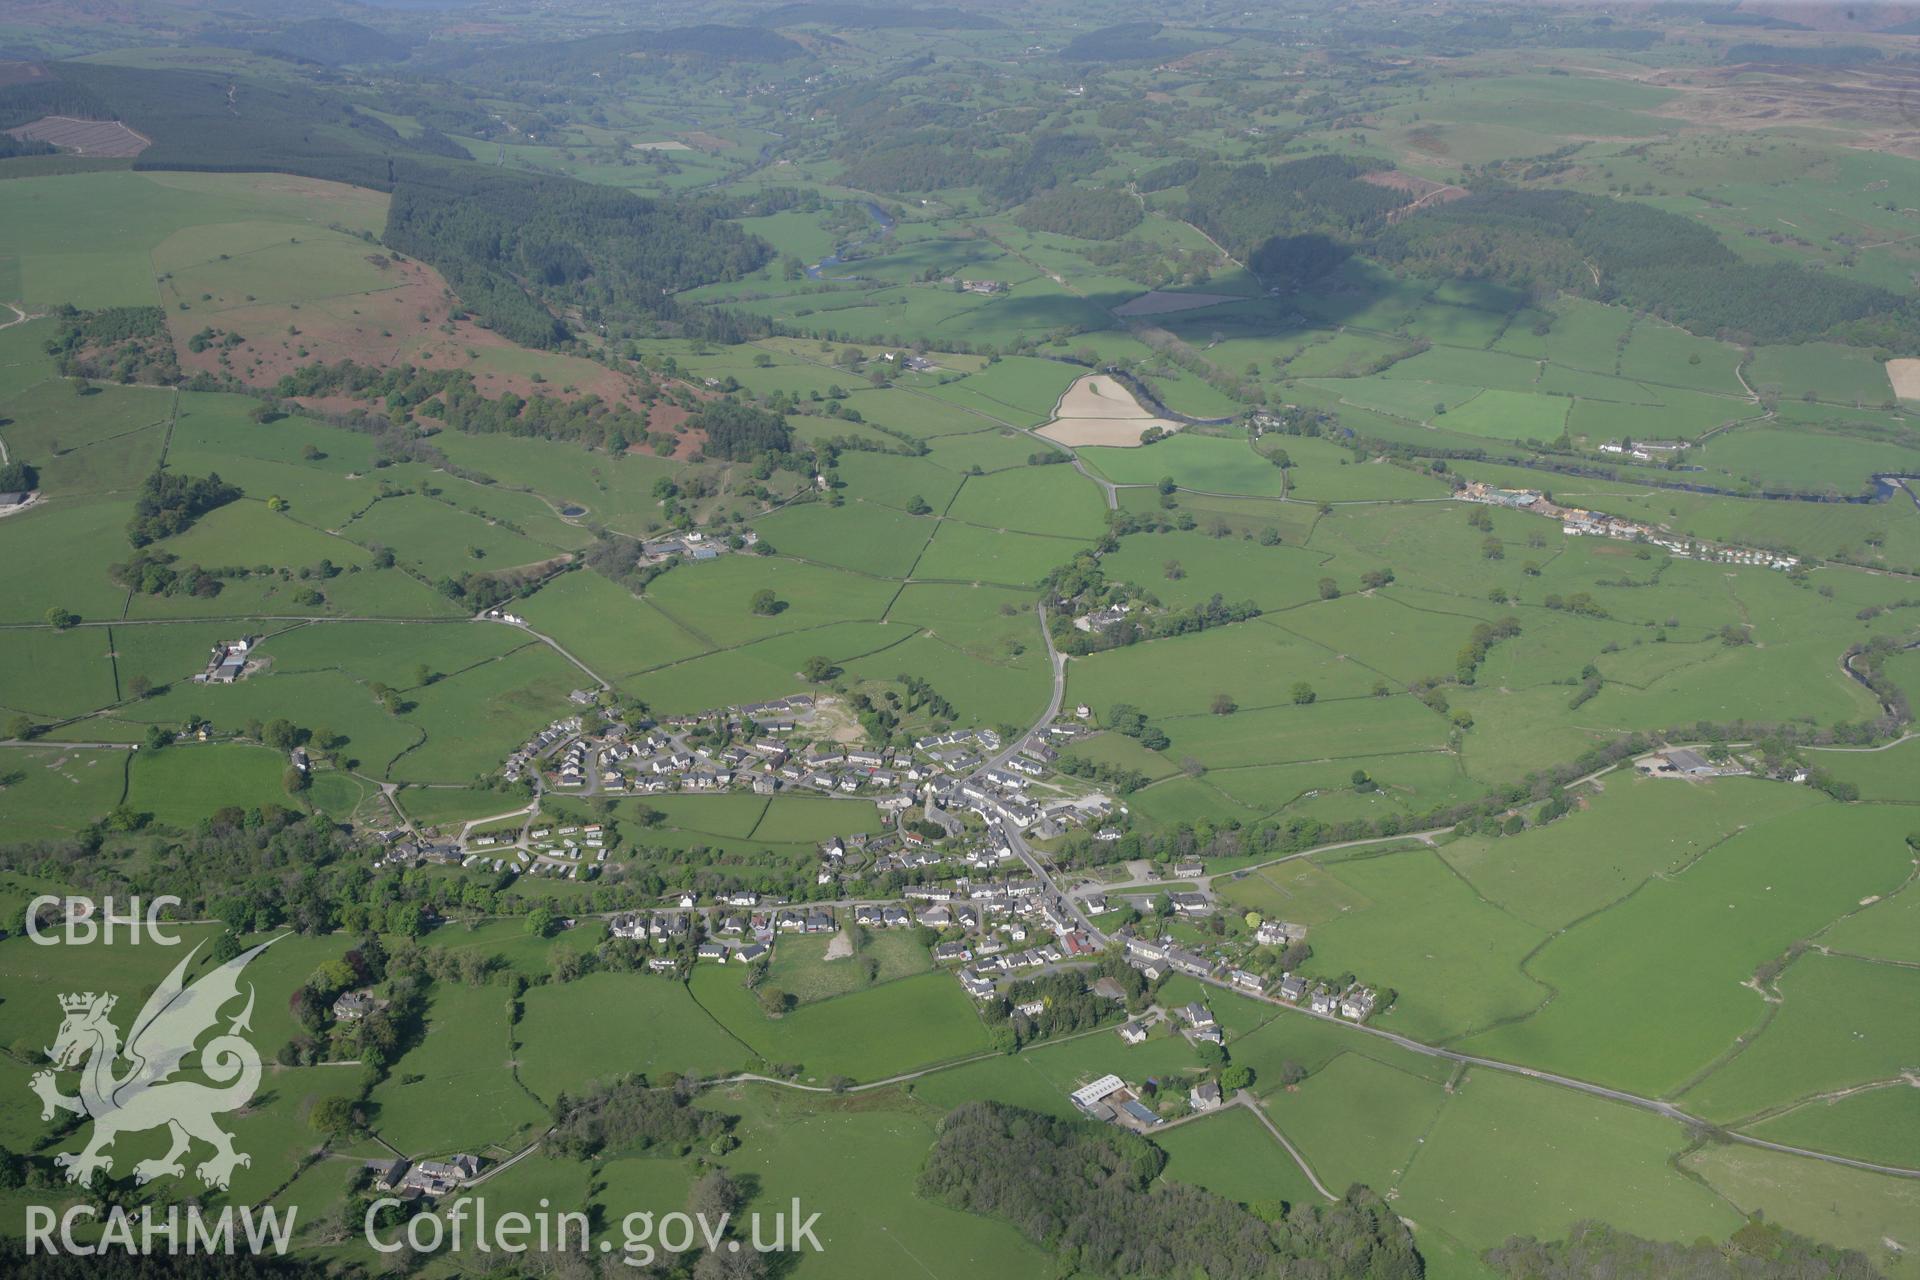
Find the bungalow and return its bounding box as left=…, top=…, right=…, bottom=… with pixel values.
left=1015, top=999, right=1047, bottom=1018
left=932, top=941, right=972, bottom=964
left=696, top=943, right=728, bottom=962
left=738, top=942, right=770, bottom=964
left=1169, top=891, right=1211, bottom=915
left=1172, top=860, right=1204, bottom=878
left=647, top=957, right=679, bottom=973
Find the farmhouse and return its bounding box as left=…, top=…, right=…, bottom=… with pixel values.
left=198, top=638, right=256, bottom=684
left=1180, top=1002, right=1215, bottom=1032
left=401, top=1155, right=482, bottom=1198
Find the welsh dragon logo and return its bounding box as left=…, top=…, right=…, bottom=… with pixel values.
left=30, top=937, right=280, bottom=1190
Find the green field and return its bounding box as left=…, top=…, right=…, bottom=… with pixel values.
left=0, top=23, right=1917, bottom=1278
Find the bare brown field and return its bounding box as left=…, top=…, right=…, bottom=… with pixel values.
left=7, top=115, right=149, bottom=157
left=1113, top=290, right=1242, bottom=317
left=1036, top=374, right=1182, bottom=447
left=1642, top=63, right=1920, bottom=157
left=166, top=252, right=652, bottom=416
left=1886, top=358, right=1920, bottom=401
left=0, top=62, right=55, bottom=88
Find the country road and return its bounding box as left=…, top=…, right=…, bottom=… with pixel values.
left=958, top=640, right=1920, bottom=1182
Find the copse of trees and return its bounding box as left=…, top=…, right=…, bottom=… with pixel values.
left=695, top=399, right=793, bottom=459
left=126, top=470, right=241, bottom=546
left=546, top=1077, right=736, bottom=1160
left=919, top=1101, right=1423, bottom=1280
left=1015, top=186, right=1143, bottom=240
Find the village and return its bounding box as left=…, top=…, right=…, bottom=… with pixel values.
left=395, top=678, right=1400, bottom=1066
left=1458, top=481, right=1802, bottom=570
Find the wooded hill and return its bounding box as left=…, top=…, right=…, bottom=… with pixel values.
left=384, top=168, right=772, bottom=348
left=0, top=62, right=773, bottom=349
left=1372, top=187, right=1918, bottom=348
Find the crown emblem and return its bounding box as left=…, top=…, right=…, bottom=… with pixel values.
left=59, top=992, right=114, bottom=1014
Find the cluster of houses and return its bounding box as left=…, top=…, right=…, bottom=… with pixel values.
left=1560, top=507, right=1800, bottom=569
left=195, top=637, right=257, bottom=684
left=924, top=876, right=1101, bottom=999
left=1458, top=481, right=1800, bottom=570
left=606, top=905, right=804, bottom=968
left=1113, top=925, right=1379, bottom=1021
left=1295, top=979, right=1379, bottom=1022
left=503, top=715, right=584, bottom=784
left=365, top=1154, right=484, bottom=1201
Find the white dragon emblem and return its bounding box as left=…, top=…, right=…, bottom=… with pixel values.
left=30, top=936, right=281, bottom=1190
